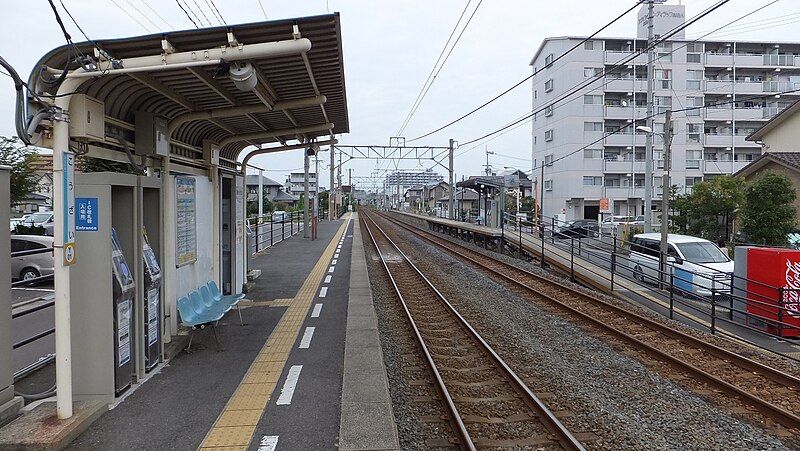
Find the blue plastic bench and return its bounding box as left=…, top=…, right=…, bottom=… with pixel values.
left=207, top=281, right=246, bottom=325
left=177, top=292, right=225, bottom=352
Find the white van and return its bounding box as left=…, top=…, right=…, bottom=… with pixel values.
left=628, top=233, right=733, bottom=297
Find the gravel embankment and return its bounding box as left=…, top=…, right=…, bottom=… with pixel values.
left=374, top=214, right=793, bottom=450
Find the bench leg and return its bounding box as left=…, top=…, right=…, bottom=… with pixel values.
left=212, top=323, right=224, bottom=352
left=237, top=304, right=246, bottom=326
left=186, top=328, right=196, bottom=353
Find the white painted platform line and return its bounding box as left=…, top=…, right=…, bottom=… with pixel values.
left=324, top=275, right=332, bottom=284
left=334, top=253, right=339, bottom=259
left=311, top=303, right=323, bottom=318
left=328, top=266, right=335, bottom=273
left=319, top=286, right=328, bottom=298
left=299, top=326, right=316, bottom=349
left=331, top=259, right=338, bottom=265
left=276, top=365, right=303, bottom=405
left=257, top=435, right=279, bottom=451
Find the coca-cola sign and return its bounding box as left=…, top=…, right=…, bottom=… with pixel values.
left=784, top=259, right=800, bottom=318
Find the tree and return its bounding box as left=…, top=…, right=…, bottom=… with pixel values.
left=0, top=136, right=40, bottom=207
left=78, top=155, right=141, bottom=174
left=684, top=175, right=744, bottom=241
left=741, top=171, right=796, bottom=246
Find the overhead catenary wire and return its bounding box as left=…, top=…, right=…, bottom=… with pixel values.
left=122, top=0, right=161, bottom=31
left=190, top=0, right=214, bottom=27
left=206, top=0, right=227, bottom=25
left=396, top=0, right=475, bottom=137
left=407, top=0, right=648, bottom=142
left=257, top=0, right=269, bottom=20
left=175, top=0, right=199, bottom=28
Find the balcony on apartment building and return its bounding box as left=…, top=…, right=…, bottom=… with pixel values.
left=604, top=104, right=647, bottom=120
left=705, top=52, right=799, bottom=68
left=604, top=76, right=648, bottom=92
left=602, top=154, right=646, bottom=173
left=703, top=106, right=769, bottom=121
left=604, top=129, right=647, bottom=146
left=604, top=50, right=649, bottom=66
left=703, top=132, right=762, bottom=147
left=704, top=79, right=800, bottom=95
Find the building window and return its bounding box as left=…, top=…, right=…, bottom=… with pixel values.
left=545, top=79, right=554, bottom=92
left=584, top=121, right=603, bottom=132
left=686, top=150, right=702, bottom=169
left=544, top=180, right=553, bottom=191
left=545, top=53, right=554, bottom=67
left=584, top=40, right=597, bottom=50
left=656, top=42, right=672, bottom=62
left=655, top=95, right=672, bottom=113
left=544, top=130, right=554, bottom=141
left=584, top=67, right=602, bottom=78
left=686, top=43, right=702, bottom=63
left=544, top=154, right=554, bottom=165
left=583, top=176, right=603, bottom=186
left=583, top=149, right=603, bottom=159
left=686, top=96, right=703, bottom=116
left=686, top=69, right=703, bottom=90
left=544, top=104, right=554, bottom=116
left=687, top=123, right=702, bottom=143
left=583, top=94, right=603, bottom=105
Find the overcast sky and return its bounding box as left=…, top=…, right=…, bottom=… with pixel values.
left=2, top=0, right=798, bottom=191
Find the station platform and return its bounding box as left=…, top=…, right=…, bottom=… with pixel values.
left=53, top=212, right=398, bottom=450
left=394, top=210, right=800, bottom=360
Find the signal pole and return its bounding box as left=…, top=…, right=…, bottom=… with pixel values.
left=644, top=0, right=655, bottom=233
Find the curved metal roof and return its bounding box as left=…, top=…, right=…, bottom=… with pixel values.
left=28, top=13, right=349, bottom=161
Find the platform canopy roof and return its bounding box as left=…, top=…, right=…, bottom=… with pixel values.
left=27, top=13, right=349, bottom=163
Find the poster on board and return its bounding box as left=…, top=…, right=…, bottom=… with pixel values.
left=175, top=176, right=197, bottom=266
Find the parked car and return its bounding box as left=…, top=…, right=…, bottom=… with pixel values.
left=10, top=235, right=55, bottom=282
left=10, top=218, right=21, bottom=232
left=629, top=233, right=733, bottom=297
left=21, top=211, right=54, bottom=227
left=554, top=219, right=599, bottom=239
left=271, top=210, right=288, bottom=222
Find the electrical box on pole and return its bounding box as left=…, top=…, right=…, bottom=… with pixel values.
left=135, top=112, right=170, bottom=157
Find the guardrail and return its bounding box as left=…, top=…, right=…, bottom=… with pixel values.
left=247, top=211, right=305, bottom=255
left=481, top=211, right=799, bottom=361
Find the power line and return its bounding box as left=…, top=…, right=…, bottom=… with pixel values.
left=206, top=0, right=227, bottom=25
left=123, top=0, right=161, bottom=31
left=190, top=0, right=214, bottom=27
left=407, top=0, right=647, bottom=142
left=257, top=0, right=269, bottom=20
left=458, top=0, right=738, bottom=147
left=396, top=0, right=474, bottom=137
left=398, top=0, right=483, bottom=137
left=139, top=0, right=175, bottom=29
left=108, top=0, right=153, bottom=32
left=175, top=0, right=199, bottom=28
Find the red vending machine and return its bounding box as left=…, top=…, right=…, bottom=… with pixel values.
left=746, top=247, right=800, bottom=337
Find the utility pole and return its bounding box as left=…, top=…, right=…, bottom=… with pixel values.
left=258, top=168, right=264, bottom=219
left=484, top=147, right=494, bottom=176
left=329, top=144, right=335, bottom=220
left=448, top=138, right=455, bottom=219
left=660, top=109, right=673, bottom=285
left=303, top=147, right=311, bottom=238
left=348, top=168, right=352, bottom=208
left=644, top=0, right=655, bottom=233
left=337, top=149, right=342, bottom=215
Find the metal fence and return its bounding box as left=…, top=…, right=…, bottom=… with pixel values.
left=10, top=245, right=56, bottom=381
left=247, top=211, right=306, bottom=255
left=486, top=211, right=800, bottom=361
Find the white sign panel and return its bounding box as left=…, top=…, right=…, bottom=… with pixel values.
left=58, top=150, right=77, bottom=265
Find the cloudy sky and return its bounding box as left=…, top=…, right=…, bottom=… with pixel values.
left=1, top=0, right=798, bottom=191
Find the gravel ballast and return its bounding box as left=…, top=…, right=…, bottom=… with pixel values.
left=369, top=214, right=793, bottom=450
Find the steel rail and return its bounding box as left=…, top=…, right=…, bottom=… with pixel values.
left=376, top=210, right=800, bottom=430
left=361, top=210, right=585, bottom=450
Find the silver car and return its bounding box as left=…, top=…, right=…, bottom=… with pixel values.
left=10, top=235, right=54, bottom=282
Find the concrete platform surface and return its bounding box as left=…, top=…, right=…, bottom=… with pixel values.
left=0, top=400, right=105, bottom=450
left=339, top=213, right=399, bottom=451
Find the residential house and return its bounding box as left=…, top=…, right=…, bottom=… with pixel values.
left=436, top=187, right=479, bottom=220
left=245, top=174, right=284, bottom=202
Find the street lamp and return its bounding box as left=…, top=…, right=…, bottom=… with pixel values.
left=636, top=111, right=674, bottom=287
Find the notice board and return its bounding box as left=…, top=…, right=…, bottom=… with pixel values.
left=175, top=176, right=197, bottom=266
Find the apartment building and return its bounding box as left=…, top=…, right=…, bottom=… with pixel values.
left=285, top=172, right=318, bottom=197
left=530, top=4, right=800, bottom=221
left=384, top=169, right=444, bottom=208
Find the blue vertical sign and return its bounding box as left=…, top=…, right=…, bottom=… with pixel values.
left=76, top=197, right=99, bottom=231
left=61, top=150, right=77, bottom=265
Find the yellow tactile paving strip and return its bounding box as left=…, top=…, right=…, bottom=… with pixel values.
left=199, top=214, right=351, bottom=450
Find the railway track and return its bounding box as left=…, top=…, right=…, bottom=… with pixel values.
left=360, top=213, right=585, bottom=450
left=369, top=209, right=800, bottom=434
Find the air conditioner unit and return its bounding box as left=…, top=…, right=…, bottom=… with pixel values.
left=69, top=94, right=105, bottom=141
left=134, top=111, right=169, bottom=156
